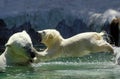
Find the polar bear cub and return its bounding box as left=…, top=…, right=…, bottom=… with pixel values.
left=36, top=29, right=113, bottom=61
left=0, top=31, right=37, bottom=70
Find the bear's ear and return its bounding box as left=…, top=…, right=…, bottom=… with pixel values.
left=5, top=44, right=11, bottom=47
left=22, top=30, right=27, bottom=33
left=5, top=43, right=11, bottom=47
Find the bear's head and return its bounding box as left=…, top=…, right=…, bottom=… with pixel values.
left=37, top=29, right=63, bottom=47
left=5, top=31, right=37, bottom=65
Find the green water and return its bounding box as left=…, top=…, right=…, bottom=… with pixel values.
left=0, top=53, right=120, bottom=79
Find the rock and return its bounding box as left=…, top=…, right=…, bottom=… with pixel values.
left=55, top=19, right=90, bottom=38
left=0, top=19, right=12, bottom=52
left=109, top=18, right=120, bottom=46
left=55, top=19, right=74, bottom=38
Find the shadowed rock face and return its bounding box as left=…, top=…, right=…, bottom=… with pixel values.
left=55, top=19, right=74, bottom=38
left=109, top=18, right=120, bottom=46
left=55, top=19, right=90, bottom=38
left=0, top=19, right=7, bottom=27
left=0, top=19, right=12, bottom=52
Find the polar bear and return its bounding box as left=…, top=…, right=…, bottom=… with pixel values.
left=36, top=29, right=114, bottom=61
left=0, top=31, right=37, bottom=70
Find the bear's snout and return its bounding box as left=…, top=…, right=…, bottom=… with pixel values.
left=36, top=31, right=42, bottom=42
left=29, top=49, right=36, bottom=59
left=25, top=47, right=36, bottom=62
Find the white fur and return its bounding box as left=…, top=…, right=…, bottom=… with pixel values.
left=36, top=29, right=113, bottom=62
left=0, top=31, right=36, bottom=71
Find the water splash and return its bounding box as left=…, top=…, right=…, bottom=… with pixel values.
left=113, top=46, right=120, bottom=65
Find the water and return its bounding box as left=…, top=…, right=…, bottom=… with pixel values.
left=1, top=62, right=120, bottom=79
left=0, top=53, right=120, bottom=79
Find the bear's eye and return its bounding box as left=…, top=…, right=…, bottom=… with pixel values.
left=42, top=31, right=46, bottom=35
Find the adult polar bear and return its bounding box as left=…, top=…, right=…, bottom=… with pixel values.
left=0, top=31, right=37, bottom=70
left=36, top=29, right=113, bottom=61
